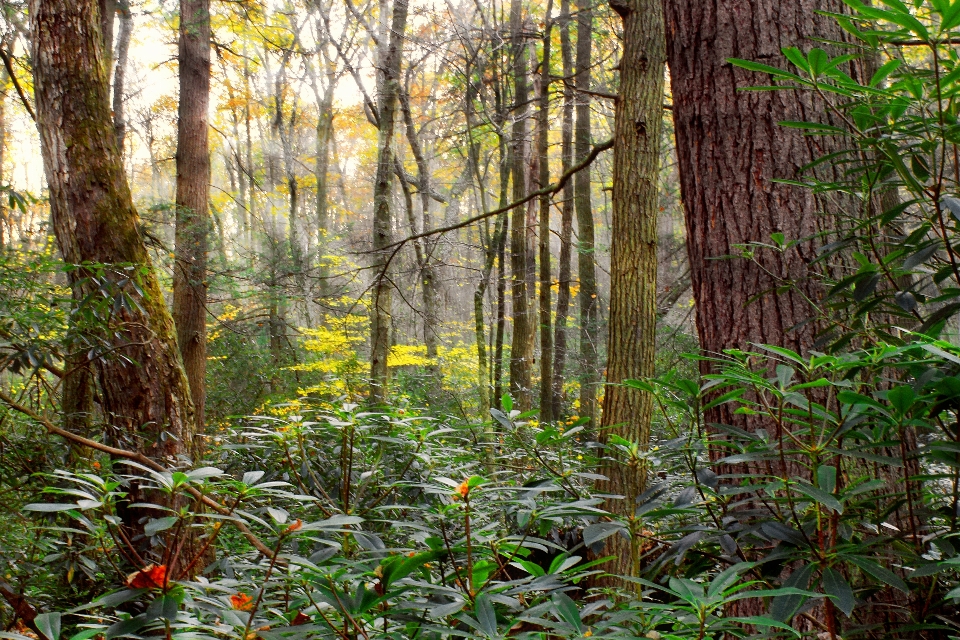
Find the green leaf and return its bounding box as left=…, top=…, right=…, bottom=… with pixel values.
left=728, top=58, right=809, bottom=84
left=474, top=594, right=497, bottom=637
left=583, top=522, right=625, bottom=549
left=501, top=394, right=513, bottom=413
left=23, top=503, right=77, bottom=513
left=870, top=59, right=901, bottom=86
left=793, top=481, right=844, bottom=514
left=846, top=556, right=908, bottom=593
left=35, top=613, right=60, bottom=640
left=817, top=465, right=837, bottom=494
left=144, top=516, right=178, bottom=537
left=726, top=616, right=801, bottom=636
left=822, top=567, right=855, bottom=617
left=105, top=615, right=148, bottom=640
left=551, top=593, right=583, bottom=634
left=887, top=385, right=915, bottom=414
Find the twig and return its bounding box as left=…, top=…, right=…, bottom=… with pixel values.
left=0, top=389, right=276, bottom=558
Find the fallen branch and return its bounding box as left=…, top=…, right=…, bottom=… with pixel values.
left=0, top=390, right=275, bottom=559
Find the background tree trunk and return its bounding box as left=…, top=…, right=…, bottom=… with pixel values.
left=599, top=0, right=666, bottom=581
left=369, top=0, right=409, bottom=404
left=552, top=0, right=575, bottom=420
left=509, top=0, right=534, bottom=410
left=537, top=5, right=554, bottom=424
left=173, top=0, right=211, bottom=433
left=574, top=0, right=599, bottom=428
left=112, top=0, right=132, bottom=151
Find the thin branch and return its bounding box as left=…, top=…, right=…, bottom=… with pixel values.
left=0, top=390, right=275, bottom=558
left=0, top=49, right=35, bottom=122
left=381, top=137, right=614, bottom=252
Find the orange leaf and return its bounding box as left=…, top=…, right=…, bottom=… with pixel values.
left=230, top=593, right=254, bottom=611
left=126, top=564, right=167, bottom=589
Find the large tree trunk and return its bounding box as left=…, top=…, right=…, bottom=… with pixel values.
left=552, top=0, right=576, bottom=421
left=369, top=0, right=409, bottom=405
left=599, top=0, right=666, bottom=580
left=32, top=0, right=195, bottom=449
left=508, top=0, right=534, bottom=411
left=574, top=0, right=599, bottom=428
left=663, top=0, right=857, bottom=627
left=31, top=0, right=197, bottom=562
left=173, top=0, right=211, bottom=433
left=663, top=0, right=848, bottom=384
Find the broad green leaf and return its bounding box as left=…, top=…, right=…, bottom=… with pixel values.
left=822, top=567, right=856, bottom=617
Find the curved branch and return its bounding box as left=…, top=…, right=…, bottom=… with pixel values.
left=0, top=390, right=275, bottom=558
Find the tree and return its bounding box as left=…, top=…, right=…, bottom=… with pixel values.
left=598, top=0, right=666, bottom=579
left=369, top=0, right=409, bottom=404
left=663, top=0, right=849, bottom=385
left=508, top=0, right=534, bottom=411
left=172, top=0, right=211, bottom=432
left=574, top=0, right=599, bottom=427
left=551, top=0, right=576, bottom=419
left=536, top=2, right=555, bottom=424
left=30, top=0, right=197, bottom=560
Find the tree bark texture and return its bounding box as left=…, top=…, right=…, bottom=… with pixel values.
left=574, top=0, right=599, bottom=428
left=599, top=0, right=666, bottom=580
left=173, top=0, right=211, bottom=433
left=369, top=0, right=408, bottom=405
left=663, top=0, right=849, bottom=380
left=552, top=0, right=576, bottom=420
left=31, top=0, right=195, bottom=451
left=537, top=5, right=554, bottom=424
left=663, top=0, right=857, bottom=625
left=509, top=0, right=535, bottom=411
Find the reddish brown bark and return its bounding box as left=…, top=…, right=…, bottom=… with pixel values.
left=173, top=0, right=211, bottom=433
left=31, top=0, right=195, bottom=457
left=663, top=0, right=848, bottom=373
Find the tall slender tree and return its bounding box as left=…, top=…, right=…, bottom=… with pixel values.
left=552, top=0, right=576, bottom=419
left=509, top=0, right=534, bottom=410
left=599, top=0, right=666, bottom=580
left=369, top=0, right=409, bottom=404
left=537, top=2, right=555, bottom=424
left=173, top=0, right=211, bottom=432
left=574, top=0, right=599, bottom=427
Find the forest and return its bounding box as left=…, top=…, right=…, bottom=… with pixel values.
left=4, top=0, right=960, bottom=637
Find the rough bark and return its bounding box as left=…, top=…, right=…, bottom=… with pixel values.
left=574, top=0, right=599, bottom=428
left=599, top=0, right=666, bottom=580
left=664, top=0, right=842, bottom=380
left=537, top=5, right=555, bottom=424
left=172, top=0, right=211, bottom=433
left=663, top=0, right=856, bottom=625
left=31, top=0, right=197, bottom=563
left=369, top=0, right=408, bottom=405
left=509, top=0, right=534, bottom=410
left=663, top=0, right=850, bottom=431
left=552, top=0, right=576, bottom=420
left=32, top=0, right=195, bottom=448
